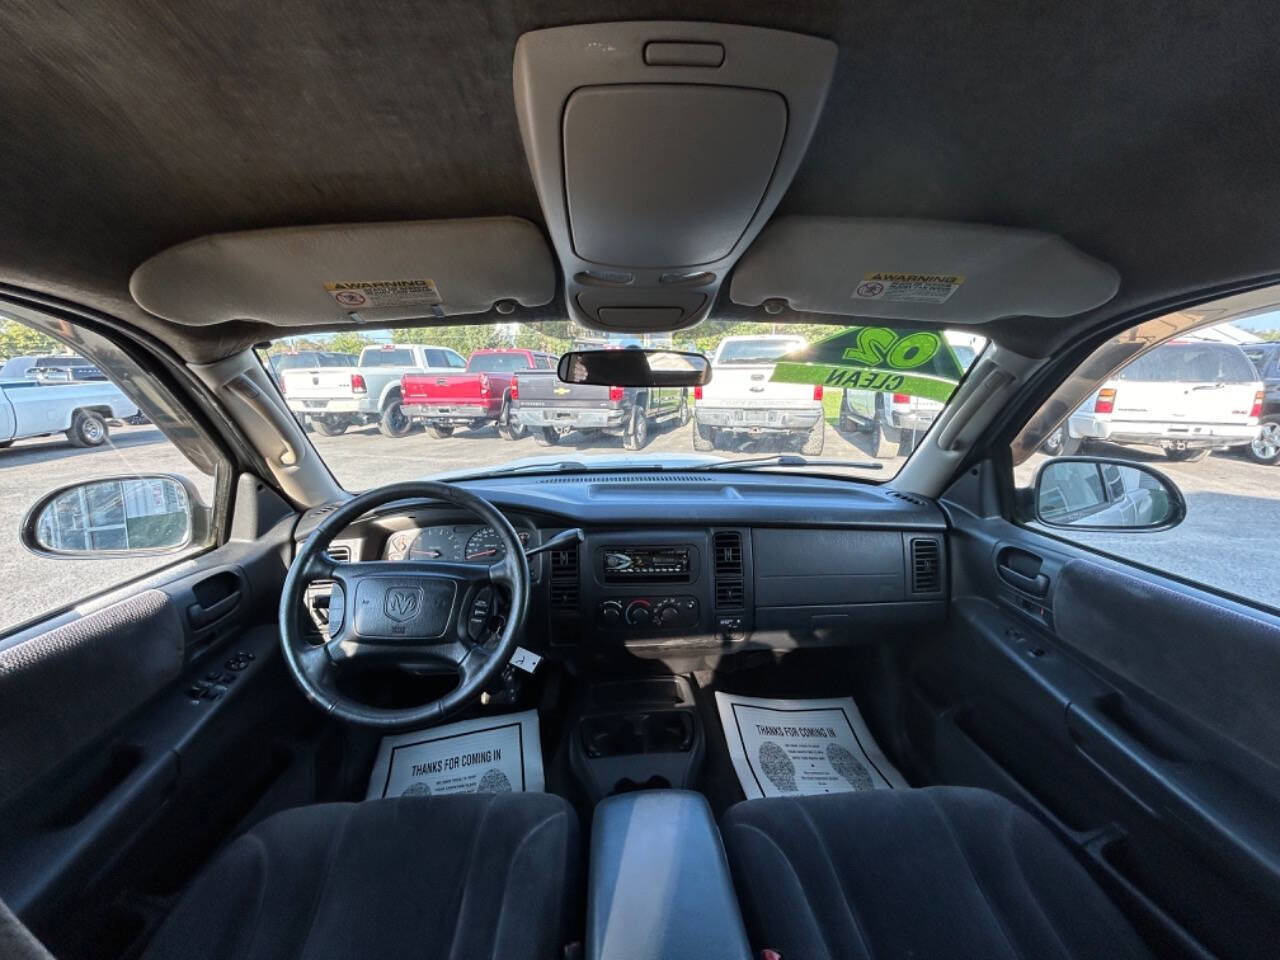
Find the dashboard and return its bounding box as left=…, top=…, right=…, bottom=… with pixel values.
left=295, top=472, right=950, bottom=661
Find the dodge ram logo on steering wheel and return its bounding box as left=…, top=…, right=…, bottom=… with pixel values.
left=385, top=587, right=423, bottom=622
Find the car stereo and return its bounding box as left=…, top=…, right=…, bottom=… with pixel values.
left=602, top=545, right=692, bottom=582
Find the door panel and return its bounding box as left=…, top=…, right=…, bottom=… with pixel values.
left=915, top=474, right=1280, bottom=959
left=0, top=589, right=183, bottom=809
left=0, top=483, right=318, bottom=958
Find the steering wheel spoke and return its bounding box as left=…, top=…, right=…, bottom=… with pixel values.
left=486, top=553, right=519, bottom=589
left=296, top=641, right=336, bottom=685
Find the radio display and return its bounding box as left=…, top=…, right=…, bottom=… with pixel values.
left=602, top=546, right=691, bottom=582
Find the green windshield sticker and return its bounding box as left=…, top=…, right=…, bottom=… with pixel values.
left=769, top=326, right=966, bottom=403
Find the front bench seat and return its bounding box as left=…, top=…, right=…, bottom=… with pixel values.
left=722, top=786, right=1150, bottom=960
left=142, top=793, right=578, bottom=960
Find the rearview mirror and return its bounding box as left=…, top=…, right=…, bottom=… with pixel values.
left=557, top=349, right=712, bottom=388
left=22, top=474, right=209, bottom=557
left=1034, top=457, right=1185, bottom=531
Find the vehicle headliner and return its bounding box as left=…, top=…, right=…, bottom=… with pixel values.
left=1, top=0, right=1278, bottom=362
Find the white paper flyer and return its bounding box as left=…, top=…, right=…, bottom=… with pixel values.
left=366, top=709, right=544, bottom=799
left=715, top=693, right=907, bottom=799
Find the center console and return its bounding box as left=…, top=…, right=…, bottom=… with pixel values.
left=570, top=677, right=704, bottom=801
left=569, top=528, right=753, bottom=647
left=587, top=790, right=752, bottom=960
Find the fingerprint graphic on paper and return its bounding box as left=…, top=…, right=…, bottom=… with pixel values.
left=758, top=741, right=797, bottom=793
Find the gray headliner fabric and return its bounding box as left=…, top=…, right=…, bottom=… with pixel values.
left=0, top=589, right=182, bottom=806
left=1054, top=558, right=1280, bottom=768
left=1, top=1, right=1279, bottom=360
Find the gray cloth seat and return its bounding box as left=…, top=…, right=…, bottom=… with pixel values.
left=721, top=786, right=1151, bottom=960
left=142, top=793, right=578, bottom=960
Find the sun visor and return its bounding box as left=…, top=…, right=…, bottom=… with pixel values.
left=130, top=217, right=555, bottom=327
left=730, top=217, right=1120, bottom=323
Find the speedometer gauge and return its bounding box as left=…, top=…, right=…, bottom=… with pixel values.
left=464, top=526, right=530, bottom=561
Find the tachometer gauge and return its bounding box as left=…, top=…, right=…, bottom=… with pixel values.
left=464, top=526, right=530, bottom=561
left=408, top=526, right=457, bottom=560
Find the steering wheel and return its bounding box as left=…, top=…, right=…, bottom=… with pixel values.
left=279, top=482, right=530, bottom=728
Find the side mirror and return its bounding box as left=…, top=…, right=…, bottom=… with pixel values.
left=557, top=349, right=712, bottom=388
left=1033, top=457, right=1185, bottom=531
left=21, top=474, right=209, bottom=557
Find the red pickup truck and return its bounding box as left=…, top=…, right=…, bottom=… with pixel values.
left=400, top=348, right=558, bottom=438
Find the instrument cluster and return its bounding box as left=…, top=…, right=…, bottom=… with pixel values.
left=383, top=522, right=533, bottom=563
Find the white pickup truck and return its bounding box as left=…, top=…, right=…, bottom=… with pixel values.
left=838, top=332, right=985, bottom=457
left=279, top=343, right=466, bottom=437
left=0, top=379, right=139, bottom=448
left=693, top=335, right=826, bottom=454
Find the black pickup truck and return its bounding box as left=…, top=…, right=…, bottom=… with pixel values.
left=510, top=370, right=689, bottom=450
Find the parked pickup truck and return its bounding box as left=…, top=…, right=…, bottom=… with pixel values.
left=692, top=335, right=826, bottom=454
left=838, top=332, right=985, bottom=458
left=280, top=343, right=465, bottom=437
left=0, top=379, right=139, bottom=448
left=401, top=349, right=557, bottom=439
left=511, top=366, right=687, bottom=449
left=1048, top=339, right=1263, bottom=463
left=0, top=354, right=107, bottom=383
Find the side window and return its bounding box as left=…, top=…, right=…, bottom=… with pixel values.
left=0, top=307, right=227, bottom=635
left=1012, top=294, right=1277, bottom=610
left=424, top=349, right=446, bottom=368
left=447, top=351, right=466, bottom=368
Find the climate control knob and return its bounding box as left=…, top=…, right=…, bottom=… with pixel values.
left=599, top=600, right=623, bottom=626
left=658, top=603, right=681, bottom=625
left=625, top=600, right=652, bottom=625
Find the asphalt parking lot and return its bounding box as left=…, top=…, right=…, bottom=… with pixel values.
left=0, top=419, right=1276, bottom=633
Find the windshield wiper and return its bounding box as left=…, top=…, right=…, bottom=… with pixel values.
left=450, top=460, right=671, bottom=481
left=694, top=455, right=884, bottom=472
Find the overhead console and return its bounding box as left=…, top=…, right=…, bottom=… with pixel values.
left=513, top=22, right=837, bottom=332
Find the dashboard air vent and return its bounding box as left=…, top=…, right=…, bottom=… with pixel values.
left=549, top=542, right=581, bottom=611
left=713, top=531, right=745, bottom=610
left=715, top=580, right=745, bottom=608
left=714, top=532, right=743, bottom=577
left=910, top=537, right=942, bottom=594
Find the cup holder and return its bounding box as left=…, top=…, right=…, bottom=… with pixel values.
left=581, top=710, right=695, bottom=758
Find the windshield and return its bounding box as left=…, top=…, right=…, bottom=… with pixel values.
left=1118, top=342, right=1258, bottom=383
left=273, top=352, right=356, bottom=371
left=469, top=352, right=535, bottom=373
left=715, top=338, right=805, bottom=364
left=361, top=348, right=416, bottom=366
left=258, top=322, right=982, bottom=490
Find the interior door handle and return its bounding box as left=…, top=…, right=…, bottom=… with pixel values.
left=187, top=590, right=241, bottom=628
left=998, top=564, right=1049, bottom=597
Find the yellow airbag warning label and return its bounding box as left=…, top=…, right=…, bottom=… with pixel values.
left=325, top=279, right=442, bottom=310
left=853, top=272, right=964, bottom=304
